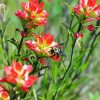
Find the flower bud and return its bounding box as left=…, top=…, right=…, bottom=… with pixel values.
left=21, top=31, right=26, bottom=37
left=74, top=33, right=84, bottom=39
left=87, top=25, right=94, bottom=32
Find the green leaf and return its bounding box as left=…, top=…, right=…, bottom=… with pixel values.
left=7, top=37, right=19, bottom=48
left=46, top=81, right=57, bottom=100
left=88, top=92, right=99, bottom=100
left=32, top=88, right=37, bottom=100
left=52, top=64, right=58, bottom=81
left=58, top=78, right=72, bottom=92
left=62, top=23, right=74, bottom=36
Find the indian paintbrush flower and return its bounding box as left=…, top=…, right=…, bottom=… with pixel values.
left=0, top=61, right=38, bottom=92
left=25, top=33, right=61, bottom=62
left=15, top=0, right=48, bottom=28
left=0, top=85, right=10, bottom=100
left=73, top=0, right=100, bottom=21
left=0, top=91, right=10, bottom=100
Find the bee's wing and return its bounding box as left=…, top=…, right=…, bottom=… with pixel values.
left=59, top=49, right=66, bottom=57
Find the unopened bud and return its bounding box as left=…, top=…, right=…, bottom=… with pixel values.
left=21, top=31, right=26, bottom=37
left=74, top=33, right=84, bottom=39
left=87, top=25, right=94, bottom=32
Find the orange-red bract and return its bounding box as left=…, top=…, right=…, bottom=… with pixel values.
left=3, top=61, right=38, bottom=92
left=0, top=91, right=10, bottom=100
left=73, top=0, right=100, bottom=21
left=25, top=33, right=61, bottom=62
left=15, top=0, right=48, bottom=28
left=0, top=85, right=10, bottom=100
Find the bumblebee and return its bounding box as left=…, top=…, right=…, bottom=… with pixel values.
left=49, top=44, right=66, bottom=57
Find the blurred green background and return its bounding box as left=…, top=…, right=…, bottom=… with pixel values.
left=0, top=0, right=100, bottom=100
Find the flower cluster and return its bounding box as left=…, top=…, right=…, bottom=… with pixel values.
left=15, top=0, right=63, bottom=62
left=15, top=0, right=48, bottom=28
left=73, top=0, right=100, bottom=21
left=0, top=61, right=38, bottom=92
left=73, top=0, right=100, bottom=41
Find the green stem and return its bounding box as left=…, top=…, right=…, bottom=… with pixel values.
left=67, top=34, right=100, bottom=92
left=16, top=37, right=24, bottom=61
left=85, top=32, right=100, bottom=63
left=61, top=39, right=76, bottom=80
left=61, top=22, right=82, bottom=80
left=53, top=22, right=83, bottom=100
left=33, top=60, right=38, bottom=74
left=16, top=27, right=27, bottom=61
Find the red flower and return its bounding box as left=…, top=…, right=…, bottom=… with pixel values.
left=39, top=58, right=46, bottom=65
left=0, top=85, right=10, bottom=100
left=25, top=33, right=61, bottom=62
left=4, top=61, right=38, bottom=92
left=74, top=33, right=84, bottom=38
left=0, top=85, right=6, bottom=92
left=0, top=77, right=7, bottom=82
left=15, top=10, right=28, bottom=20
left=0, top=91, right=10, bottom=100
left=15, top=0, right=48, bottom=28
left=87, top=25, right=95, bottom=31
left=73, top=0, right=100, bottom=21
